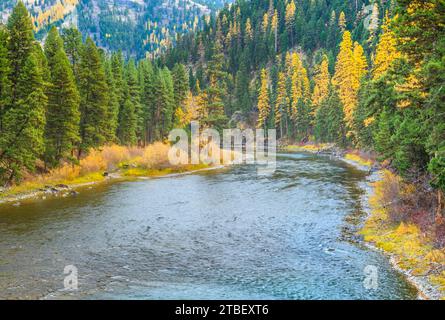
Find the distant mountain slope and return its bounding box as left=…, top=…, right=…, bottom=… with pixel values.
left=0, top=0, right=231, bottom=58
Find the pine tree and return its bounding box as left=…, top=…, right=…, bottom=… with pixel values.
left=61, top=27, right=83, bottom=81
left=7, top=1, right=35, bottom=106
left=139, top=59, right=155, bottom=144
left=104, top=59, right=119, bottom=142
left=201, top=40, right=228, bottom=130
left=172, top=63, right=189, bottom=123
left=373, top=107, right=393, bottom=161
left=257, top=68, right=270, bottom=129
left=0, top=48, right=47, bottom=184
left=77, top=37, right=109, bottom=157
left=44, top=27, right=80, bottom=167
left=118, top=97, right=137, bottom=146
left=159, top=67, right=175, bottom=136
left=0, top=2, right=46, bottom=184
left=125, top=59, right=142, bottom=144
left=0, top=26, right=11, bottom=134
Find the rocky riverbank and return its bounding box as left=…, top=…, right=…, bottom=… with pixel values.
left=282, top=143, right=444, bottom=300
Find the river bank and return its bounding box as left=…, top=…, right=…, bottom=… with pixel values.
left=0, top=143, right=216, bottom=205
left=282, top=143, right=445, bottom=300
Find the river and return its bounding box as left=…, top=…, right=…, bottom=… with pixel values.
left=0, top=152, right=417, bottom=299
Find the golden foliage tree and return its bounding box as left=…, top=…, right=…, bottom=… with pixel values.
left=353, top=41, right=368, bottom=85
left=257, top=69, right=270, bottom=128
left=332, top=31, right=367, bottom=136
left=338, top=11, right=346, bottom=31
left=372, top=15, right=401, bottom=80
left=245, top=18, right=253, bottom=40
left=311, top=54, right=330, bottom=109
left=275, top=71, right=288, bottom=133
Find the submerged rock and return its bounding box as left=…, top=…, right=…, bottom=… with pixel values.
left=55, top=184, right=70, bottom=190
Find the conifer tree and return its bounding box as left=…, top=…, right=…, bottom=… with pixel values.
left=139, top=59, right=155, bottom=144
left=271, top=10, right=279, bottom=53
left=0, top=26, right=11, bottom=133
left=118, top=96, right=137, bottom=146
left=44, top=27, right=80, bottom=167
left=372, top=15, right=401, bottom=80
left=125, top=59, right=142, bottom=144
left=160, top=67, right=176, bottom=136
left=274, top=71, right=287, bottom=136
left=61, top=27, right=83, bottom=81
left=285, top=0, right=296, bottom=46
left=201, top=40, right=228, bottom=130
left=353, top=42, right=368, bottom=84
left=332, top=31, right=359, bottom=136
left=172, top=63, right=189, bottom=122
left=338, top=11, right=346, bottom=31
left=104, top=59, right=119, bottom=142
left=311, top=54, right=330, bottom=110
left=257, top=68, right=270, bottom=129
left=77, top=37, right=109, bottom=157
left=0, top=49, right=47, bottom=184
left=7, top=1, right=35, bottom=105
left=0, top=2, right=46, bottom=184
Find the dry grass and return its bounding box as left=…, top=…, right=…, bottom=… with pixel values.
left=344, top=152, right=373, bottom=167
left=134, top=142, right=170, bottom=169
left=0, top=142, right=211, bottom=199
left=285, top=143, right=333, bottom=152
left=360, top=169, right=445, bottom=298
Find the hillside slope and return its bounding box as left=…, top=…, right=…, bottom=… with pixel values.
left=0, top=0, right=230, bottom=58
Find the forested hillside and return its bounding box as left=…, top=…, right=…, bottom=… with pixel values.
left=160, top=0, right=444, bottom=192
left=0, top=0, right=229, bottom=58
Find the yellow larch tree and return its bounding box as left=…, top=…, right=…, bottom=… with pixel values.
left=275, top=71, right=288, bottom=133
left=332, top=31, right=356, bottom=133
left=195, top=80, right=209, bottom=121
left=285, top=0, right=296, bottom=45
left=262, top=12, right=269, bottom=32
left=290, top=53, right=302, bottom=119
left=372, top=14, right=401, bottom=80
left=257, top=69, right=270, bottom=128
left=245, top=18, right=253, bottom=41
left=311, top=54, right=330, bottom=110
left=338, top=11, right=346, bottom=31
left=289, top=52, right=310, bottom=120
left=352, top=41, right=368, bottom=87
left=271, top=9, right=279, bottom=53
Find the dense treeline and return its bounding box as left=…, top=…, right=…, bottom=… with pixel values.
left=161, top=0, right=444, bottom=196
left=0, top=2, right=189, bottom=185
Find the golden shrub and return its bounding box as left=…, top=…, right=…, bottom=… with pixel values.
left=136, top=142, right=170, bottom=169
